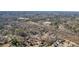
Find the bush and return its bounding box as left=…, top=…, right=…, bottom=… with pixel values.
left=15, top=29, right=27, bottom=37
left=11, top=36, right=22, bottom=47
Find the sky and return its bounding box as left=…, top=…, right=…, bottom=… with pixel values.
left=0, top=0, right=79, bottom=11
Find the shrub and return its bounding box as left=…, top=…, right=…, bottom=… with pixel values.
left=11, top=36, right=22, bottom=47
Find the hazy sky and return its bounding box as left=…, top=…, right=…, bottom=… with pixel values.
left=0, top=0, right=79, bottom=11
